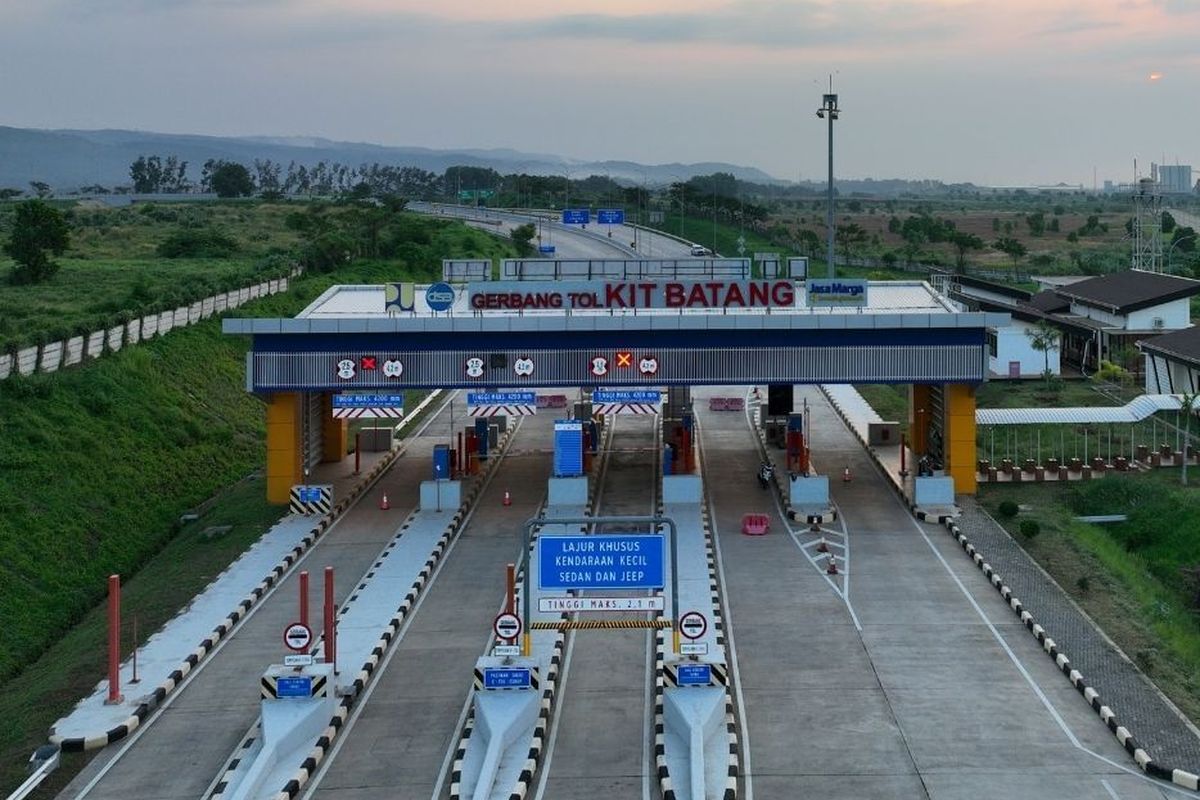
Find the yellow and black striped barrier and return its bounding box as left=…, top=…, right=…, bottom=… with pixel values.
left=529, top=619, right=674, bottom=631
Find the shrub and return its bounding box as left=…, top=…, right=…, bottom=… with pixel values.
left=156, top=228, right=239, bottom=258
left=1019, top=519, right=1041, bottom=538
left=997, top=500, right=1019, bottom=518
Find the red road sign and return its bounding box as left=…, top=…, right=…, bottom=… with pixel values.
left=494, top=612, right=522, bottom=641
left=679, top=611, right=708, bottom=641
left=284, top=622, right=313, bottom=652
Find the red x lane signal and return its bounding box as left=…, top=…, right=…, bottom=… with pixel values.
left=360, top=356, right=377, bottom=370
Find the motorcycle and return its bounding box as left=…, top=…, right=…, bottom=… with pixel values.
left=757, top=461, right=775, bottom=489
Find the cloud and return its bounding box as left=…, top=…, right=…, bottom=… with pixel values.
left=503, top=1, right=964, bottom=50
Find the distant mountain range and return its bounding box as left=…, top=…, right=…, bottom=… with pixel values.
left=0, top=126, right=783, bottom=191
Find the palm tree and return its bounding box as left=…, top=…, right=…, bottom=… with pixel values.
left=1182, top=392, right=1198, bottom=486
left=1024, top=320, right=1060, bottom=383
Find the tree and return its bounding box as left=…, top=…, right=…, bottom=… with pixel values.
left=1163, top=211, right=1177, bottom=234
left=28, top=181, right=51, bottom=199
left=0, top=188, right=22, bottom=200
left=949, top=231, right=984, bottom=273
left=1181, top=392, right=1198, bottom=486
left=209, top=162, right=255, bottom=198
left=835, top=222, right=868, bottom=262
left=1024, top=320, right=1060, bottom=382
left=993, top=236, right=1027, bottom=271
left=510, top=223, right=536, bottom=257
left=4, top=199, right=70, bottom=284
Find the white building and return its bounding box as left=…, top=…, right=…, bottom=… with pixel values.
left=1141, top=326, right=1200, bottom=393
left=1155, top=164, right=1194, bottom=195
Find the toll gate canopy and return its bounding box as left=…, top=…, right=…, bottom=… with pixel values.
left=223, top=274, right=1009, bottom=391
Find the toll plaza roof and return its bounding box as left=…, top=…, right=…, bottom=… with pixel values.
left=224, top=280, right=1009, bottom=335
left=223, top=278, right=1010, bottom=390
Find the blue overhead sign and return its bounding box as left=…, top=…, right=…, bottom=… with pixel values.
left=333, top=394, right=406, bottom=409
left=561, top=209, right=590, bottom=225
left=592, top=390, right=662, bottom=404
left=275, top=675, right=313, bottom=698
left=676, top=664, right=712, bottom=687
left=483, top=667, right=532, bottom=689
left=597, top=209, right=625, bottom=225
left=468, top=391, right=537, bottom=406
left=539, top=534, right=665, bottom=590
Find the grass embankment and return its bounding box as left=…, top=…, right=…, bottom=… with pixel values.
left=980, top=474, right=1200, bottom=726
left=0, top=217, right=512, bottom=794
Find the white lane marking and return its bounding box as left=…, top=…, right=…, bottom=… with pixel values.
left=1101, top=778, right=1123, bottom=799
left=81, top=392, right=463, bottom=800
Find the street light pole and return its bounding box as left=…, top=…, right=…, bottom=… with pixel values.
left=817, top=83, right=840, bottom=279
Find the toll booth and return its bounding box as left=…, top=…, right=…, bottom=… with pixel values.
left=786, top=413, right=808, bottom=475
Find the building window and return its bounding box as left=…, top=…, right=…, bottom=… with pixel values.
left=986, top=329, right=998, bottom=357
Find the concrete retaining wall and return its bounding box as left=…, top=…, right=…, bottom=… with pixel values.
left=2, top=269, right=298, bottom=383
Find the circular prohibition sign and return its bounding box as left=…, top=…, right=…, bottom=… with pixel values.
left=284, top=622, right=313, bottom=652
left=494, top=612, right=522, bottom=641
left=678, top=611, right=708, bottom=641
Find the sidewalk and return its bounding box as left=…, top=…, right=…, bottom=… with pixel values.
left=822, top=383, right=1200, bottom=785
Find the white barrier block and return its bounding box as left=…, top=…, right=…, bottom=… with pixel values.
left=0, top=354, right=11, bottom=380
left=173, top=307, right=188, bottom=327
left=141, top=315, right=158, bottom=339
left=39, top=341, right=63, bottom=372
left=107, top=326, right=123, bottom=352
left=64, top=336, right=84, bottom=365
left=188, top=302, right=202, bottom=324
left=420, top=480, right=462, bottom=511
left=85, top=331, right=105, bottom=359
left=158, top=310, right=174, bottom=334
left=126, top=320, right=141, bottom=344
left=17, top=346, right=39, bottom=375
left=215, top=293, right=229, bottom=312
left=201, top=297, right=215, bottom=318
left=790, top=475, right=830, bottom=508
left=281, top=277, right=289, bottom=291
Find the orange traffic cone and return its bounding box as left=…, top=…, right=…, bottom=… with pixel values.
left=826, top=554, right=839, bottom=575
left=379, top=492, right=390, bottom=510
left=842, top=466, right=852, bottom=482
left=816, top=537, right=829, bottom=553
left=503, top=489, right=512, bottom=507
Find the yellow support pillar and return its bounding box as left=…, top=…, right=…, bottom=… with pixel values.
left=943, top=383, right=977, bottom=495
left=909, top=384, right=932, bottom=455
left=320, top=393, right=348, bottom=463
left=266, top=392, right=303, bottom=504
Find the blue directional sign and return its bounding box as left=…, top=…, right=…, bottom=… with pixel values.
left=275, top=675, right=313, bottom=698
left=539, top=534, right=665, bottom=590
left=592, top=390, right=662, bottom=404
left=561, top=209, right=590, bottom=225
left=332, top=394, right=406, bottom=409
left=537, top=244, right=556, bottom=254
left=467, top=391, right=537, bottom=406
left=297, top=486, right=323, bottom=504
left=676, top=664, right=712, bottom=687
left=597, top=208, right=625, bottom=225
left=483, top=667, right=532, bottom=689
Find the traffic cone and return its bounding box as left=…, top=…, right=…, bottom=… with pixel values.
left=752, top=386, right=761, bottom=400
left=826, top=554, right=839, bottom=575
left=816, top=537, right=829, bottom=553
left=379, top=492, right=390, bottom=511
left=842, top=466, right=852, bottom=482
left=503, top=489, right=512, bottom=507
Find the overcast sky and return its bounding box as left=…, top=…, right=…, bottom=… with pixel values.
left=1, top=0, right=1196, bottom=187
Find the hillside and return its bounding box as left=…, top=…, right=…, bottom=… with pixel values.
left=0, top=126, right=781, bottom=191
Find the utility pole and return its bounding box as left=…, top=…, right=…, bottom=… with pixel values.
left=817, top=80, right=840, bottom=278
